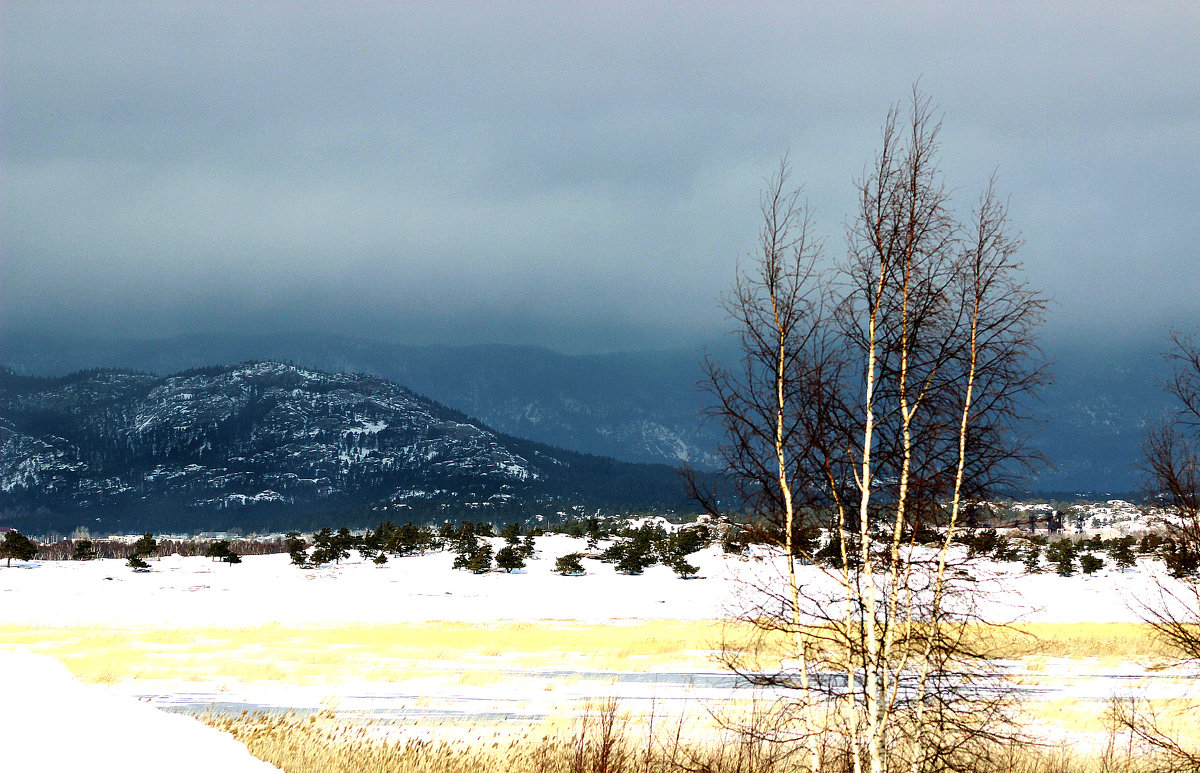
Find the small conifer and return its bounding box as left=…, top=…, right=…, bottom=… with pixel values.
left=554, top=553, right=586, bottom=576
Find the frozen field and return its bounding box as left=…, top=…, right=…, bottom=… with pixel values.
left=0, top=535, right=1178, bottom=626
left=2, top=536, right=1198, bottom=769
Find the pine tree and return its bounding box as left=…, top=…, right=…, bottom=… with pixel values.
left=1109, top=536, right=1137, bottom=571
left=1047, top=539, right=1076, bottom=576
left=1160, top=538, right=1200, bottom=578
left=72, top=540, right=97, bottom=561
left=495, top=545, right=526, bottom=573
left=554, top=553, right=586, bottom=576
left=466, top=542, right=493, bottom=574
left=668, top=553, right=699, bottom=579
left=131, top=533, right=157, bottom=560
left=1022, top=544, right=1041, bottom=573
left=285, top=532, right=309, bottom=567
left=1080, top=554, right=1104, bottom=575
left=310, top=527, right=351, bottom=565
left=1, top=531, right=38, bottom=567
left=205, top=540, right=233, bottom=561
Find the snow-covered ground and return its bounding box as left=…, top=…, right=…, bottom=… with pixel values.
left=2, top=535, right=1195, bottom=768
left=0, top=535, right=1183, bottom=626
left=0, top=650, right=279, bottom=772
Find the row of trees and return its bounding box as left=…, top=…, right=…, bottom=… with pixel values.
left=450, top=522, right=536, bottom=574
left=591, top=522, right=711, bottom=578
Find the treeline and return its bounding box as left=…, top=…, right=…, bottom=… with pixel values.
left=283, top=521, right=445, bottom=568
left=34, top=536, right=287, bottom=561
left=277, top=517, right=718, bottom=579
left=955, top=528, right=1199, bottom=578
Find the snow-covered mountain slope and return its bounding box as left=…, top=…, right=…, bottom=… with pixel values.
left=0, top=362, right=689, bottom=531
left=3, top=333, right=725, bottom=470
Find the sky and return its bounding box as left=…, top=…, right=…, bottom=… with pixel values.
left=2, top=2, right=1197, bottom=354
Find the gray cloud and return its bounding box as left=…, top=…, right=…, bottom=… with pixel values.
left=3, top=1, right=1197, bottom=352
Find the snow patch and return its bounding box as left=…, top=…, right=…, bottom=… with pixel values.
left=0, top=650, right=278, bottom=772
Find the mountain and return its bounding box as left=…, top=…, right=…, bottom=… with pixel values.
left=1, top=332, right=721, bottom=471
left=0, top=330, right=1184, bottom=494
left=0, top=362, right=694, bottom=534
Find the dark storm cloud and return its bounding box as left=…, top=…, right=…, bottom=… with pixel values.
left=3, top=2, right=1197, bottom=352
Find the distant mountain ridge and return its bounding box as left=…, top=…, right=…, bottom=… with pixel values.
left=2, top=333, right=722, bottom=471
left=0, top=331, right=1180, bottom=494
left=0, top=362, right=691, bottom=533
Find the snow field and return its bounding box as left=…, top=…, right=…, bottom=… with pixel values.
left=2, top=534, right=1196, bottom=769
left=0, top=534, right=1179, bottom=627
left=0, top=650, right=279, bottom=772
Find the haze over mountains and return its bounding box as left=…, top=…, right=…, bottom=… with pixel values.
left=1, top=331, right=1178, bottom=497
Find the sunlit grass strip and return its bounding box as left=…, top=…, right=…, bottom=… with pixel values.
left=0, top=620, right=728, bottom=684
left=0, top=620, right=1180, bottom=687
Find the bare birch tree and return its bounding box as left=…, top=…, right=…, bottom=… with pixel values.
left=695, top=91, right=1046, bottom=773
left=1115, top=331, right=1200, bottom=771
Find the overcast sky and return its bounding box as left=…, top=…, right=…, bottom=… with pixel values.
left=3, top=2, right=1197, bottom=353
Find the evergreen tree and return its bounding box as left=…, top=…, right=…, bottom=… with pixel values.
left=72, top=539, right=97, bottom=561
left=519, top=533, right=536, bottom=559
left=453, top=521, right=477, bottom=552
left=1022, top=544, right=1041, bottom=573
left=554, top=553, right=586, bottom=576
left=668, top=552, right=699, bottom=579
left=1046, top=539, right=1076, bottom=576
left=495, top=544, right=526, bottom=573
left=205, top=540, right=241, bottom=565
left=1080, top=554, right=1104, bottom=575
left=335, top=527, right=358, bottom=558
left=1160, top=538, right=1200, bottom=579
left=127, top=555, right=150, bottom=571
left=466, top=542, right=493, bottom=574
left=1, top=531, right=38, bottom=567
left=131, top=533, right=157, bottom=560
left=284, top=532, right=308, bottom=567
left=356, top=528, right=381, bottom=560
left=615, top=546, right=654, bottom=575
left=1109, top=536, right=1137, bottom=571
left=310, top=527, right=351, bottom=565
left=205, top=540, right=233, bottom=561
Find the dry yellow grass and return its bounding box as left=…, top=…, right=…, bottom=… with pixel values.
left=0, top=620, right=727, bottom=685
left=196, top=704, right=774, bottom=773
left=198, top=701, right=1200, bottom=773
left=993, top=622, right=1179, bottom=663
left=0, top=620, right=1177, bottom=687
